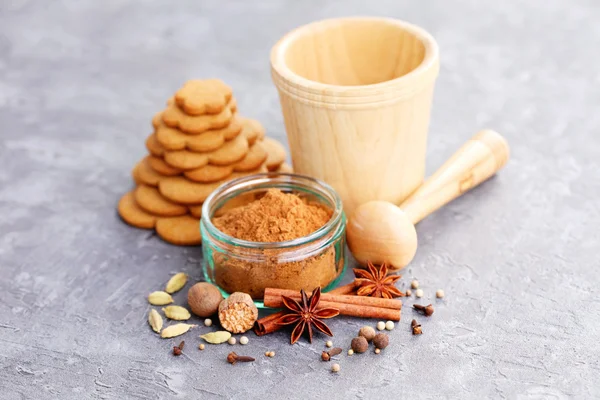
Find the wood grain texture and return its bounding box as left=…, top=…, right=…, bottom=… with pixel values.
left=401, top=129, right=510, bottom=224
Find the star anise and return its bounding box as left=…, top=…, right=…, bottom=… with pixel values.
left=275, top=287, right=339, bottom=344
left=353, top=261, right=404, bottom=299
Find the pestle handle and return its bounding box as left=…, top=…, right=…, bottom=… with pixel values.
left=400, top=130, right=510, bottom=225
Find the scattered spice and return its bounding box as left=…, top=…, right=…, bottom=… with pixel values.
left=374, top=348, right=381, bottom=354
left=331, top=363, right=340, bottom=373
left=160, top=323, right=196, bottom=339
left=211, top=189, right=339, bottom=299
left=373, top=333, right=389, bottom=350
left=385, top=321, right=395, bottom=331
left=187, top=282, right=223, bottom=317
left=228, top=337, right=237, bottom=345
left=411, top=280, right=419, bottom=289
left=347, top=349, right=354, bottom=356
left=227, top=352, right=255, bottom=365
left=162, top=305, right=191, bottom=321
left=165, top=272, right=188, bottom=294
left=354, top=261, right=403, bottom=298
left=218, top=292, right=258, bottom=333
left=376, top=321, right=386, bottom=331
left=325, top=340, right=333, bottom=348
left=411, top=319, right=422, bottom=335
left=172, top=340, right=185, bottom=356
left=321, top=347, right=343, bottom=361
left=239, top=336, right=249, bottom=345
left=200, top=331, right=231, bottom=344
left=275, top=287, right=339, bottom=344
left=406, top=289, right=412, bottom=296
left=358, top=326, right=376, bottom=342
left=148, top=309, right=163, bottom=333
left=148, top=291, right=174, bottom=306
left=204, top=318, right=213, bottom=327
left=351, top=336, right=368, bottom=353
left=265, top=351, right=275, bottom=358
left=198, top=344, right=205, bottom=350
left=415, top=289, right=424, bottom=298
left=436, top=289, right=445, bottom=298
left=413, top=304, right=434, bottom=316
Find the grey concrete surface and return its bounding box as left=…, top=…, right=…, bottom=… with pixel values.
left=1, top=0, right=599, bottom=399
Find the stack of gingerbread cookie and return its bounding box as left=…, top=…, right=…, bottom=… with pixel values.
left=118, top=79, right=290, bottom=246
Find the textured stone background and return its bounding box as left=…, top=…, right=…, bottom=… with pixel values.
left=1, top=0, right=599, bottom=399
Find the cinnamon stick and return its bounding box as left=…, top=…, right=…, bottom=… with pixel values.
left=328, top=282, right=357, bottom=295
left=254, top=310, right=286, bottom=336
left=264, top=288, right=402, bottom=310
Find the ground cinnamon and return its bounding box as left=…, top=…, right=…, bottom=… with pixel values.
left=210, top=189, right=342, bottom=299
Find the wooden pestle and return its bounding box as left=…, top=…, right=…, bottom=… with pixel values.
left=346, top=129, right=510, bottom=270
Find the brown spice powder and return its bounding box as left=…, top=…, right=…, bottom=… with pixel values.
left=211, top=189, right=340, bottom=299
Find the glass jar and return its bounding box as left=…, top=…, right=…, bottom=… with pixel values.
left=200, top=173, right=346, bottom=307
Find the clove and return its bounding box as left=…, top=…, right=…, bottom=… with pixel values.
left=321, top=347, right=343, bottom=361
left=173, top=340, right=185, bottom=356
left=411, top=319, right=422, bottom=335
left=413, top=304, right=434, bottom=316
left=227, top=351, right=255, bottom=365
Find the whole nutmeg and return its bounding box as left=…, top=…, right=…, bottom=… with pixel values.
left=351, top=336, right=369, bottom=353
left=373, top=333, right=389, bottom=350
left=358, top=326, right=376, bottom=342
left=187, top=282, right=223, bottom=317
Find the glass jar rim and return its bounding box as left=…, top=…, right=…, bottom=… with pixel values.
left=200, top=173, right=344, bottom=249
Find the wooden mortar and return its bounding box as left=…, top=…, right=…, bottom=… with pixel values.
left=270, top=17, right=440, bottom=215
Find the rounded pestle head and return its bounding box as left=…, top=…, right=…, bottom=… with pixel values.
left=346, top=200, right=418, bottom=271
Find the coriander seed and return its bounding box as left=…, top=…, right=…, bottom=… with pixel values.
left=239, top=336, right=249, bottom=345
left=325, top=340, right=333, bottom=348
left=411, top=280, right=419, bottom=289
left=376, top=321, right=386, bottom=331
left=198, top=344, right=205, bottom=350
left=347, top=349, right=354, bottom=356
left=228, top=337, right=236, bottom=345
left=406, top=289, right=412, bottom=296
left=415, top=289, right=424, bottom=298
left=204, top=318, right=213, bottom=327
left=385, top=321, right=395, bottom=331
left=374, top=348, right=381, bottom=354
left=331, top=363, right=340, bottom=373
left=436, top=289, right=445, bottom=298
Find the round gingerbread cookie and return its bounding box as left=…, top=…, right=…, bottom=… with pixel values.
left=148, top=156, right=183, bottom=176
left=156, top=215, right=202, bottom=246
left=132, top=157, right=165, bottom=187
left=163, top=150, right=210, bottom=170
left=188, top=205, right=202, bottom=218
left=118, top=191, right=158, bottom=229
left=156, top=118, right=242, bottom=153
left=184, top=164, right=234, bottom=183
left=207, top=134, right=249, bottom=166
left=238, top=117, right=264, bottom=146
left=159, top=176, right=225, bottom=205
left=145, top=133, right=166, bottom=157
left=262, top=137, right=287, bottom=171
left=134, top=185, right=188, bottom=217
left=162, top=101, right=233, bottom=135
left=174, top=79, right=233, bottom=116
left=233, top=141, right=267, bottom=172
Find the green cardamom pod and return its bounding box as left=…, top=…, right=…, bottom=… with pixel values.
left=200, top=331, right=231, bottom=344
